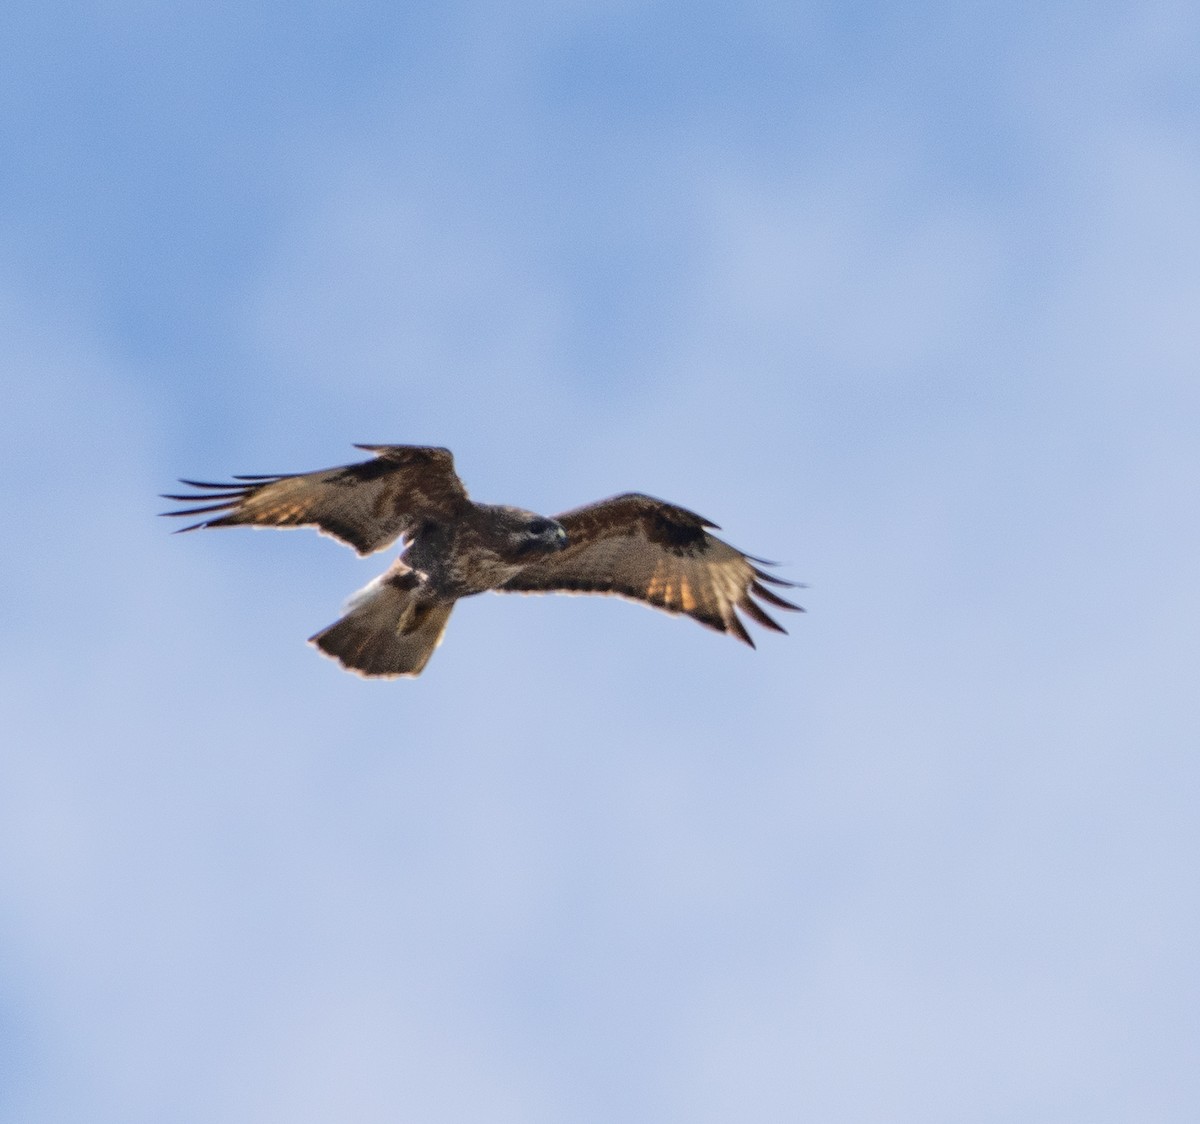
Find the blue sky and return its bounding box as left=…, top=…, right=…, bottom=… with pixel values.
left=3, top=1, right=1199, bottom=1120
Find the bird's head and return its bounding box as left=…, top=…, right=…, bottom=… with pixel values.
left=498, top=508, right=569, bottom=558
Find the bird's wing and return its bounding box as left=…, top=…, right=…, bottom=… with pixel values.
left=497, top=493, right=801, bottom=645
left=161, top=444, right=469, bottom=555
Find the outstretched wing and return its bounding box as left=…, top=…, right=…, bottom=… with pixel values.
left=497, top=493, right=801, bottom=645
left=161, top=444, right=469, bottom=555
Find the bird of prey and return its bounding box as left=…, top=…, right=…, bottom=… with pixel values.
left=162, top=444, right=801, bottom=678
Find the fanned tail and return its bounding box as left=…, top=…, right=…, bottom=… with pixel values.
left=309, top=571, right=454, bottom=678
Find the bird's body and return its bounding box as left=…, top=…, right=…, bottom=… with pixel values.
left=163, top=444, right=800, bottom=678
left=393, top=502, right=568, bottom=597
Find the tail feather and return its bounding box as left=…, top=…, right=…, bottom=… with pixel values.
left=309, top=573, right=454, bottom=678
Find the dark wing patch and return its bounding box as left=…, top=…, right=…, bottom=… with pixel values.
left=497, top=493, right=801, bottom=645
left=161, top=444, right=469, bottom=555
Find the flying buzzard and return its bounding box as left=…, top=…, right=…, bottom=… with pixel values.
left=162, top=444, right=800, bottom=678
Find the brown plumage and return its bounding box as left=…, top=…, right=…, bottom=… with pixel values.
left=162, top=444, right=801, bottom=678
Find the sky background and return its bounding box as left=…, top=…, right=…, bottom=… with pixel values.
left=2, top=1, right=1199, bottom=1120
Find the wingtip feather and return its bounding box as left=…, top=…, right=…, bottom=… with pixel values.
left=726, top=612, right=756, bottom=648
left=159, top=501, right=239, bottom=518
left=751, top=581, right=803, bottom=611
left=751, top=566, right=800, bottom=588
left=177, top=478, right=248, bottom=490
left=740, top=597, right=787, bottom=634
